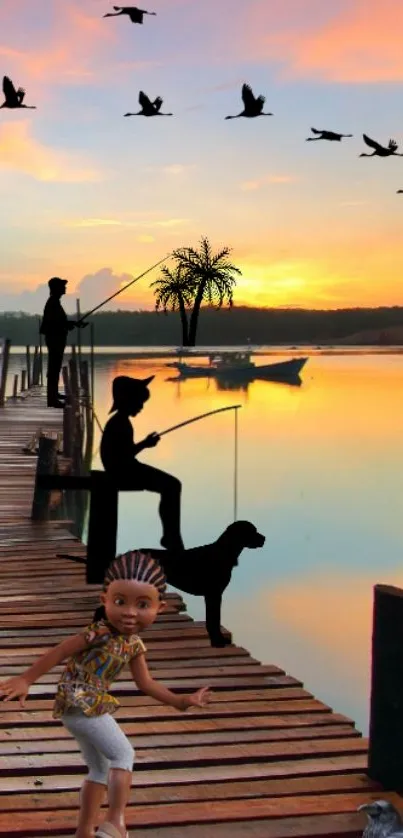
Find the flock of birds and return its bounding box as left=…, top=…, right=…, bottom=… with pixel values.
left=1, top=3, right=403, bottom=193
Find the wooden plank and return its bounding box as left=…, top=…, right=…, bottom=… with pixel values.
left=0, top=754, right=371, bottom=794
left=0, top=790, right=401, bottom=835
left=0, top=725, right=360, bottom=757
left=0, top=773, right=383, bottom=811
left=0, top=713, right=355, bottom=742
left=0, top=738, right=368, bottom=773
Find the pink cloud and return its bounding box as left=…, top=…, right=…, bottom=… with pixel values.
left=0, top=1, right=117, bottom=88
left=246, top=0, right=403, bottom=82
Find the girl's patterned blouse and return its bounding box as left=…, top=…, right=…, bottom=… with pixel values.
left=52, top=619, right=147, bottom=719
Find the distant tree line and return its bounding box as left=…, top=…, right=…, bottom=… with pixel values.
left=1, top=305, right=403, bottom=346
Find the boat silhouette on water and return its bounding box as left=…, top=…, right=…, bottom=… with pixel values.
left=167, top=351, right=308, bottom=382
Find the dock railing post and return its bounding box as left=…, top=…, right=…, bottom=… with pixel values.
left=62, top=365, right=73, bottom=458
left=31, top=436, right=59, bottom=521
left=26, top=345, right=31, bottom=390
left=38, top=317, right=43, bottom=386
left=0, top=339, right=11, bottom=407
left=368, top=584, right=403, bottom=788
left=32, top=345, right=39, bottom=386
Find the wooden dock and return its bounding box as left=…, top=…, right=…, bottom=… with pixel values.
left=0, top=388, right=402, bottom=837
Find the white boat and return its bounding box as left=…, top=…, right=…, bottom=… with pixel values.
left=172, top=351, right=308, bottom=381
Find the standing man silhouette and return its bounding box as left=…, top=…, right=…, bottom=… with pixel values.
left=40, top=277, right=88, bottom=408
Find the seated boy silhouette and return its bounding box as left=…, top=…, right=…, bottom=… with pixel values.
left=100, top=375, right=184, bottom=552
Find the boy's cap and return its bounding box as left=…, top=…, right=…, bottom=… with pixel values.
left=109, top=375, right=154, bottom=413
left=48, top=277, right=68, bottom=290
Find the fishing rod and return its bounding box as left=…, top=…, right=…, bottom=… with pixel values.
left=86, top=402, right=242, bottom=439
left=158, top=404, right=242, bottom=437
left=89, top=403, right=242, bottom=461
left=76, top=254, right=172, bottom=325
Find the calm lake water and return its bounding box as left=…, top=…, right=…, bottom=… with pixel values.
left=8, top=346, right=403, bottom=736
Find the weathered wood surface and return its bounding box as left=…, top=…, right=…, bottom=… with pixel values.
left=0, top=389, right=402, bottom=836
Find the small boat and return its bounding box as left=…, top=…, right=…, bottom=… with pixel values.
left=171, top=351, right=308, bottom=381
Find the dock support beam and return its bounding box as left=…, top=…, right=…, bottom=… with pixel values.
left=368, top=584, right=403, bottom=788
left=86, top=471, right=119, bottom=584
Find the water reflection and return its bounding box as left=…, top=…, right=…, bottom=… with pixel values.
left=166, top=373, right=302, bottom=392
left=71, top=350, right=403, bottom=737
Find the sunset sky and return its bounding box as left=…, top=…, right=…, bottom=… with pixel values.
left=1, top=0, right=403, bottom=314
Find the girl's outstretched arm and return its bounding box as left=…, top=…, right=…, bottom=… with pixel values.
left=129, top=653, right=211, bottom=711
left=0, top=632, right=90, bottom=706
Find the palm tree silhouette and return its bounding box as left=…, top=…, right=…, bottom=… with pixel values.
left=150, top=264, right=194, bottom=346
left=103, top=6, right=156, bottom=24
left=172, top=236, right=242, bottom=346
left=359, top=135, right=403, bottom=157
left=124, top=91, right=173, bottom=117
left=225, top=84, right=273, bottom=119
left=306, top=128, right=352, bottom=142
left=0, top=76, right=36, bottom=109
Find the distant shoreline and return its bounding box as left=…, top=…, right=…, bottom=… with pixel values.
left=8, top=345, right=403, bottom=358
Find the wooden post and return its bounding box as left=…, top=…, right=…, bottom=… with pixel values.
left=90, top=323, right=95, bottom=406
left=62, top=364, right=71, bottom=401
left=368, top=584, right=403, bottom=788
left=86, top=472, right=118, bottom=584
left=21, top=369, right=26, bottom=393
left=32, top=346, right=39, bottom=386
left=38, top=318, right=43, bottom=386
left=76, top=298, right=82, bottom=379
left=62, top=365, right=73, bottom=457
left=0, top=339, right=11, bottom=407
left=80, top=360, right=93, bottom=470
left=12, top=375, right=18, bottom=399
left=26, top=345, right=31, bottom=389
left=31, top=436, right=58, bottom=521
left=69, top=349, right=79, bottom=401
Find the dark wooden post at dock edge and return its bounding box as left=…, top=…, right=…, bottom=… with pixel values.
left=31, top=436, right=59, bottom=521
left=368, top=584, right=403, bottom=789
left=0, top=339, right=11, bottom=407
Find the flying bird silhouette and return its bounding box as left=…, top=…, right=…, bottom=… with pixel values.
left=0, top=76, right=36, bottom=110
left=103, top=6, right=156, bottom=23
left=359, top=134, right=403, bottom=157
left=306, top=127, right=353, bottom=142
left=397, top=189, right=403, bottom=193
left=358, top=800, right=403, bottom=837
left=124, top=91, right=173, bottom=117
left=225, top=84, right=273, bottom=119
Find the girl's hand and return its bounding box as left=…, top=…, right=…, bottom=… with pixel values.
left=183, top=686, right=212, bottom=710
left=0, top=676, right=30, bottom=708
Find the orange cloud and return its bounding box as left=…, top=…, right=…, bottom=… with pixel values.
left=249, top=0, right=403, bottom=83
left=240, top=174, right=297, bottom=190
left=61, top=216, right=191, bottom=229
left=0, top=120, right=102, bottom=182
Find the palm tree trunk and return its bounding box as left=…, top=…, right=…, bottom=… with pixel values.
left=188, top=282, right=206, bottom=346
left=178, top=294, right=189, bottom=345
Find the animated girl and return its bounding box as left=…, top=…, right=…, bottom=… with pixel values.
left=0, top=551, right=211, bottom=838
